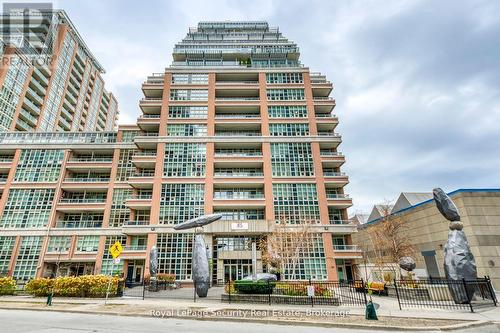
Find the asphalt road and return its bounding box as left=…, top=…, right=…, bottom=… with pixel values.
left=1, top=309, right=499, bottom=333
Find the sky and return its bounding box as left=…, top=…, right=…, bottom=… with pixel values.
left=54, top=0, right=500, bottom=214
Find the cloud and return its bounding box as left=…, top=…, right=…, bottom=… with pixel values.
left=58, top=0, right=500, bottom=213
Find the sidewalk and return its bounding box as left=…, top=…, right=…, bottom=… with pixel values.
left=0, top=294, right=498, bottom=331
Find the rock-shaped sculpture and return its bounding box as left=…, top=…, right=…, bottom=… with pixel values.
left=192, top=234, right=210, bottom=297
left=173, top=214, right=222, bottom=298
left=433, top=188, right=460, bottom=222
left=149, top=246, right=158, bottom=277
left=242, top=273, right=277, bottom=282
left=174, top=214, right=223, bottom=230
left=399, top=257, right=416, bottom=272
left=433, top=188, right=477, bottom=303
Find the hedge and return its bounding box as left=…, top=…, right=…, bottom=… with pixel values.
left=25, top=275, right=124, bottom=298
left=0, top=277, right=16, bottom=295
left=233, top=280, right=275, bottom=294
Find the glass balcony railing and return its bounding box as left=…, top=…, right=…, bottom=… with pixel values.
left=215, top=150, right=262, bottom=156
left=123, top=245, right=147, bottom=251
left=129, top=194, right=153, bottom=200
left=326, top=193, right=350, bottom=200
left=59, top=198, right=107, bottom=204
left=215, top=131, right=261, bottom=136
left=215, top=97, right=259, bottom=101
left=215, top=113, right=260, bottom=118
left=333, top=245, right=360, bottom=251
left=320, top=151, right=343, bottom=156
left=214, top=192, right=264, bottom=199
left=125, top=220, right=149, bottom=226
left=69, top=157, right=114, bottom=163
left=64, top=177, right=110, bottom=182
left=55, top=221, right=103, bottom=228
left=323, top=171, right=346, bottom=177
left=329, top=219, right=353, bottom=225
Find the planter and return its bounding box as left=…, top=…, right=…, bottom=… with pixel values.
left=424, top=284, right=453, bottom=301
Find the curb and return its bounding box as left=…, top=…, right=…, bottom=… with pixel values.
left=0, top=304, right=492, bottom=331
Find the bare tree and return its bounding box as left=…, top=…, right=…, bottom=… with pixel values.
left=363, top=203, right=415, bottom=281
left=260, top=218, right=316, bottom=280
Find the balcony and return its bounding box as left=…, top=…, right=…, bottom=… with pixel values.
left=322, top=171, right=348, bottom=187
left=216, top=73, right=259, bottom=86
left=131, top=152, right=157, bottom=168
left=215, top=131, right=261, bottom=137
left=128, top=172, right=155, bottom=189
left=326, top=193, right=352, bottom=209
left=57, top=197, right=107, bottom=212
left=137, top=114, right=160, bottom=131
left=142, top=79, right=164, bottom=98
left=215, top=97, right=259, bottom=102
left=122, top=245, right=147, bottom=252
left=139, top=98, right=162, bottom=114
left=55, top=220, right=103, bottom=229
left=333, top=245, right=363, bottom=259
left=65, top=158, right=113, bottom=172
left=125, top=194, right=152, bottom=210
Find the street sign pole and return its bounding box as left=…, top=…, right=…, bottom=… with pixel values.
left=104, top=241, right=123, bottom=305
left=104, top=261, right=114, bottom=305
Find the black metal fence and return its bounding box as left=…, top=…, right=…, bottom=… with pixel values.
left=122, top=277, right=497, bottom=312
left=393, top=277, right=497, bottom=312
left=122, top=279, right=368, bottom=307
left=224, top=279, right=367, bottom=307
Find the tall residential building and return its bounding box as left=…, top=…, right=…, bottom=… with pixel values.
left=0, top=21, right=358, bottom=284
left=0, top=9, right=118, bottom=132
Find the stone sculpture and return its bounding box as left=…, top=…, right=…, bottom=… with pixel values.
left=399, top=256, right=416, bottom=272
left=174, top=214, right=222, bottom=297
left=149, top=246, right=158, bottom=277
left=433, top=188, right=477, bottom=303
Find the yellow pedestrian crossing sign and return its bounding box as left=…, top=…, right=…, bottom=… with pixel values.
left=109, top=241, right=123, bottom=259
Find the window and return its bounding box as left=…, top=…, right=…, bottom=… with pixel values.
left=266, top=73, right=303, bottom=84
left=163, top=143, right=206, bottom=177
left=269, top=123, right=309, bottom=136
left=0, top=189, right=55, bottom=228
left=115, top=149, right=138, bottom=181
left=170, top=89, right=208, bottom=101
left=47, top=236, right=71, bottom=253
left=159, top=184, right=204, bottom=225
left=271, top=143, right=314, bottom=176
left=214, top=209, right=265, bottom=220
left=328, top=208, right=343, bottom=224
left=167, top=124, right=207, bottom=136
left=13, top=236, right=42, bottom=280
left=0, top=236, right=15, bottom=273
left=169, top=106, right=208, bottom=118
left=14, top=149, right=64, bottom=182
left=273, top=183, right=320, bottom=223
left=281, top=233, right=327, bottom=280
left=108, top=189, right=133, bottom=227
left=157, top=233, right=193, bottom=280
left=76, top=235, right=100, bottom=252
left=267, top=89, right=304, bottom=100
left=172, top=74, right=209, bottom=84
left=268, top=105, right=308, bottom=118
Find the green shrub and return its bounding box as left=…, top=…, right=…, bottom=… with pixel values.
left=156, top=273, right=176, bottom=283
left=234, top=280, right=275, bottom=294
left=0, top=277, right=16, bottom=295
left=25, top=275, right=123, bottom=298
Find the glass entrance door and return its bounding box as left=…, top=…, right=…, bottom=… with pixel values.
left=223, top=260, right=253, bottom=282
